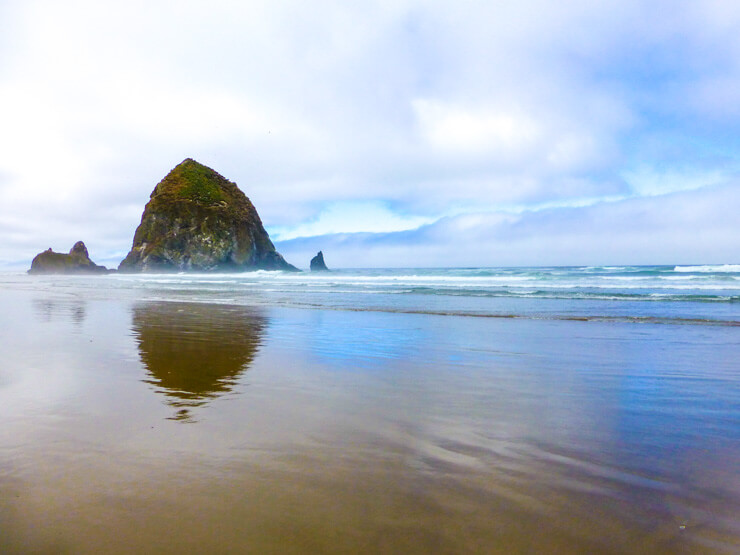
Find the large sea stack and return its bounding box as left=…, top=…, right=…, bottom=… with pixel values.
left=119, top=159, right=297, bottom=272
left=28, top=241, right=108, bottom=274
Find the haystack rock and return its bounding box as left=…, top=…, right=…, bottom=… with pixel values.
left=118, top=158, right=298, bottom=272
left=310, top=251, right=329, bottom=272
left=28, top=241, right=108, bottom=274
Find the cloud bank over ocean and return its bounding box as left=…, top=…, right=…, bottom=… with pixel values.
left=1, top=0, right=738, bottom=268
left=275, top=181, right=740, bottom=267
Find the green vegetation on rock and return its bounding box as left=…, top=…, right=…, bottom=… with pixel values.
left=119, top=158, right=298, bottom=272
left=28, top=241, right=108, bottom=274
left=160, top=159, right=225, bottom=204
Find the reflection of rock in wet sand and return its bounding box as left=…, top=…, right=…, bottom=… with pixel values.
left=33, top=298, right=86, bottom=326
left=131, top=302, right=267, bottom=422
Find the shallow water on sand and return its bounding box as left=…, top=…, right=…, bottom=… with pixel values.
left=1, top=286, right=739, bottom=553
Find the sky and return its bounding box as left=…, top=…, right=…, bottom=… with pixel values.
left=1, top=0, right=739, bottom=269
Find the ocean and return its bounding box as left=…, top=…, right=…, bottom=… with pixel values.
left=7, top=264, right=740, bottom=321
left=1, top=265, right=739, bottom=553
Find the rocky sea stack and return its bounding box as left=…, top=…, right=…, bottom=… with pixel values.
left=310, top=251, right=329, bottom=272
left=119, top=159, right=297, bottom=272
left=29, top=241, right=108, bottom=274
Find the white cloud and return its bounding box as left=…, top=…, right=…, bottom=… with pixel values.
left=622, top=167, right=728, bottom=197
left=276, top=182, right=740, bottom=268
left=412, top=99, right=540, bottom=154
left=0, top=0, right=739, bottom=267
left=269, top=201, right=434, bottom=240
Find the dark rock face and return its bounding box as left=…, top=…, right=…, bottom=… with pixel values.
left=118, top=158, right=298, bottom=272
left=28, top=241, right=108, bottom=274
left=310, top=250, right=329, bottom=272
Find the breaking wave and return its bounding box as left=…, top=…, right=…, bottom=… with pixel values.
left=674, top=264, right=740, bottom=273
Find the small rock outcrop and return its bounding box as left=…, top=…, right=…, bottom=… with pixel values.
left=310, top=251, right=329, bottom=272
left=28, top=241, right=108, bottom=274
left=118, top=158, right=298, bottom=272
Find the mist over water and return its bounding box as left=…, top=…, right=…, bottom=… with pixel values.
left=1, top=268, right=739, bottom=553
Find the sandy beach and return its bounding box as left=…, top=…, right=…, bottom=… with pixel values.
left=1, top=277, right=738, bottom=553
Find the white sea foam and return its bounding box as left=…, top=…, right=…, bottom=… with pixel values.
left=515, top=283, right=740, bottom=290
left=674, top=264, right=740, bottom=273
left=604, top=275, right=710, bottom=281
left=265, top=281, right=740, bottom=291
left=276, top=274, right=537, bottom=283
left=65, top=267, right=740, bottom=305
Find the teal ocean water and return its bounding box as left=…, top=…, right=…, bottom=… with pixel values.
left=9, top=264, right=740, bottom=324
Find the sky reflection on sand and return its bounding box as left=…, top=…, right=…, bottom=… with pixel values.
left=0, top=288, right=739, bottom=553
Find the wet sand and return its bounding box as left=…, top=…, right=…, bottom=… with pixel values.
left=1, top=289, right=739, bottom=553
